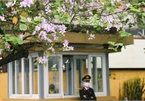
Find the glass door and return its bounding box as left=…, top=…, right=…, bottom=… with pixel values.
left=89, top=53, right=107, bottom=96
left=73, top=55, right=88, bottom=95
left=63, top=55, right=88, bottom=96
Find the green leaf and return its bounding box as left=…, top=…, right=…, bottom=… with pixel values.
left=108, top=41, right=115, bottom=46
left=2, top=36, right=23, bottom=45
left=130, top=7, right=141, bottom=13
left=34, top=17, right=42, bottom=22
left=19, top=24, right=27, bottom=31
left=16, top=38, right=23, bottom=44
left=115, top=43, right=123, bottom=46
left=109, top=47, right=117, bottom=51
left=138, top=24, right=145, bottom=28
left=120, top=31, right=131, bottom=37
left=0, top=5, right=2, bottom=13
left=92, top=9, right=97, bottom=15
left=54, top=15, right=60, bottom=18
left=20, top=16, right=28, bottom=23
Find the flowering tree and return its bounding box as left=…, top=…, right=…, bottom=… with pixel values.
left=0, top=0, right=144, bottom=66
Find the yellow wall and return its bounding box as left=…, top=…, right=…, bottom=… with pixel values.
left=110, top=69, right=145, bottom=100
left=0, top=73, right=8, bottom=101
left=1, top=69, right=145, bottom=100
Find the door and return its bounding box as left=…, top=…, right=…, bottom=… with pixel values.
left=73, top=55, right=88, bottom=95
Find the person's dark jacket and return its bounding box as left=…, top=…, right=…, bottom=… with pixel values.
left=79, top=87, right=96, bottom=100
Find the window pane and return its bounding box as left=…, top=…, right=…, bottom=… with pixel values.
left=24, top=58, right=30, bottom=94
left=63, top=56, right=73, bottom=95
left=91, top=56, right=103, bottom=92
left=63, top=55, right=88, bottom=96
left=48, top=56, right=60, bottom=94
left=11, top=60, right=22, bottom=94
left=75, top=59, right=88, bottom=95
left=12, top=62, right=15, bottom=94
left=32, top=57, right=38, bottom=94
left=16, top=60, right=22, bottom=94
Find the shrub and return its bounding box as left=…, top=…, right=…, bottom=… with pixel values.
left=119, top=77, right=145, bottom=100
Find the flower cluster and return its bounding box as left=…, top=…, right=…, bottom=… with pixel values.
left=0, top=0, right=74, bottom=63
left=0, top=0, right=144, bottom=65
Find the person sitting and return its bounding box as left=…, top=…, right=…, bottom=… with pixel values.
left=79, top=75, right=96, bottom=100
left=49, top=84, right=56, bottom=94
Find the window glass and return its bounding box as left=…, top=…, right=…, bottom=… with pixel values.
left=48, top=56, right=60, bottom=94
left=16, top=60, right=22, bottom=94
left=63, top=56, right=73, bottom=95
left=63, top=55, right=88, bottom=95
left=32, top=57, right=38, bottom=94
left=75, top=59, right=88, bottom=95
left=10, top=56, right=39, bottom=96
left=11, top=60, right=22, bottom=94
left=12, top=61, right=15, bottom=94
left=24, top=58, right=30, bottom=94
left=91, top=56, right=103, bottom=92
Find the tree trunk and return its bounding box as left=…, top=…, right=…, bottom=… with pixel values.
left=0, top=50, right=29, bottom=67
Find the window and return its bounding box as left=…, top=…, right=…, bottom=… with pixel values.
left=63, top=54, right=107, bottom=96
left=44, top=55, right=62, bottom=98
left=89, top=54, right=107, bottom=96
left=8, top=52, right=108, bottom=98
left=91, top=56, right=103, bottom=92
left=63, top=55, right=88, bottom=96
left=8, top=53, right=39, bottom=98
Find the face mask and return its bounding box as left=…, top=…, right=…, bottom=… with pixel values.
left=84, top=82, right=90, bottom=88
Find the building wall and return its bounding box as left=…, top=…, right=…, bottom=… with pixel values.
left=109, top=38, right=145, bottom=100
left=110, top=69, right=145, bottom=100
left=109, top=39, right=145, bottom=68
left=1, top=69, right=145, bottom=100
left=0, top=73, right=7, bottom=101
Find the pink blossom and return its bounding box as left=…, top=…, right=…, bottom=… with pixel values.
left=0, top=15, right=6, bottom=21
left=57, top=7, right=65, bottom=12
left=38, top=57, right=43, bottom=64
left=63, top=40, right=69, bottom=47
left=59, top=25, right=67, bottom=35
left=62, top=64, right=65, bottom=70
left=117, top=1, right=126, bottom=11
left=65, top=0, right=69, bottom=3
left=52, top=33, right=59, bottom=41
left=79, top=6, right=83, bottom=9
left=126, top=3, right=131, bottom=9
left=19, top=34, right=24, bottom=39
left=37, top=56, right=48, bottom=64
left=46, top=38, right=52, bottom=43
left=41, top=23, right=55, bottom=33
left=42, top=56, right=48, bottom=63
left=68, top=46, right=74, bottom=50
left=48, top=46, right=55, bottom=52
left=63, top=46, right=74, bottom=51
left=5, top=42, right=10, bottom=49
left=105, top=25, right=112, bottom=31
left=5, top=2, right=15, bottom=8
left=45, top=6, right=51, bottom=14
left=52, top=64, right=57, bottom=68
left=115, top=25, right=121, bottom=31
left=32, top=31, right=36, bottom=35
left=88, top=34, right=95, bottom=40
left=35, top=26, right=41, bottom=31
left=105, top=16, right=114, bottom=23
left=27, top=18, right=32, bottom=22
left=20, top=0, right=34, bottom=8
left=65, top=59, right=69, bottom=63
left=89, top=1, right=99, bottom=9
left=38, top=31, right=47, bottom=40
